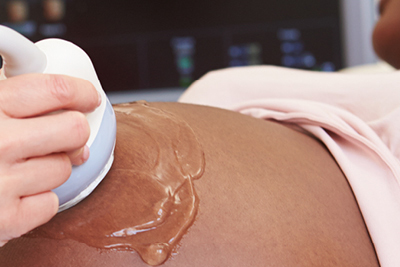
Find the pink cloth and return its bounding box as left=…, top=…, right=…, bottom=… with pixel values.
left=178, top=66, right=400, bottom=267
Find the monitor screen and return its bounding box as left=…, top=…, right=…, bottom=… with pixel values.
left=0, top=0, right=343, bottom=92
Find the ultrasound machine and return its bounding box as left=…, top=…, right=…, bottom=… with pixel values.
left=0, top=0, right=379, bottom=102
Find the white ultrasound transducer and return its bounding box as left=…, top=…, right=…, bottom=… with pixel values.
left=0, top=25, right=116, bottom=212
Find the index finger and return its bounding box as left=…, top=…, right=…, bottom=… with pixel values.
left=0, top=73, right=100, bottom=118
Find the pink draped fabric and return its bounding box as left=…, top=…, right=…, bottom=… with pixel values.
left=178, top=66, right=400, bottom=267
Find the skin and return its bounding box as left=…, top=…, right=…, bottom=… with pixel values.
left=0, top=0, right=398, bottom=262
left=373, top=0, right=400, bottom=68
left=0, top=74, right=99, bottom=247
left=0, top=102, right=379, bottom=266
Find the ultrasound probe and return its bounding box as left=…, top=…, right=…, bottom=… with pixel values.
left=0, top=25, right=116, bottom=212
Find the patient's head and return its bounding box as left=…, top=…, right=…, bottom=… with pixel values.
left=373, top=0, right=400, bottom=68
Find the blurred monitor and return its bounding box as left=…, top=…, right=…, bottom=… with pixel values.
left=0, top=0, right=378, bottom=93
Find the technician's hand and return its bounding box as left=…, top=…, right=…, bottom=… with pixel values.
left=0, top=73, right=100, bottom=247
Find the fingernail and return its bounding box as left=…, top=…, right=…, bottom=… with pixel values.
left=97, top=91, right=102, bottom=107
left=82, top=145, right=90, bottom=163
